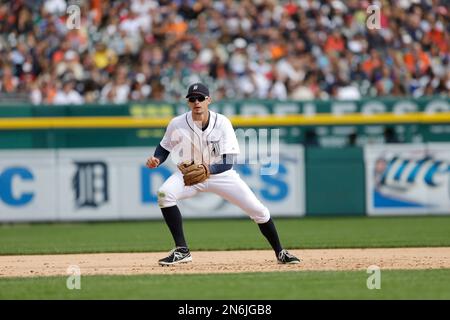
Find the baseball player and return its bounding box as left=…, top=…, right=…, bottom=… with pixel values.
left=146, top=83, right=300, bottom=266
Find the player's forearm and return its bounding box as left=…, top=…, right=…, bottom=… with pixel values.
left=154, top=144, right=170, bottom=165
left=209, top=154, right=234, bottom=175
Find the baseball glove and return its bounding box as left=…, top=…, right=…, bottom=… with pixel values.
left=177, top=160, right=210, bottom=186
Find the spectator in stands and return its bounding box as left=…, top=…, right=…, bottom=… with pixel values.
left=100, top=65, right=131, bottom=104
left=0, top=65, right=19, bottom=93
left=92, top=42, right=118, bottom=71
left=0, top=0, right=448, bottom=104
left=53, top=79, right=84, bottom=105
left=56, top=50, right=84, bottom=81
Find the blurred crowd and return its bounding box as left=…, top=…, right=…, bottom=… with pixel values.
left=0, top=0, right=448, bottom=105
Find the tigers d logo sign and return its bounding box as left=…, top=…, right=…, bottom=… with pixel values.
left=72, top=161, right=109, bottom=208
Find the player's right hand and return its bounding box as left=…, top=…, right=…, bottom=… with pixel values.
left=146, top=156, right=160, bottom=168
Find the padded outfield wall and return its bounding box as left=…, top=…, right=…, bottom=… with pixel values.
left=0, top=98, right=449, bottom=222
left=1, top=97, right=450, bottom=149
left=0, top=146, right=305, bottom=222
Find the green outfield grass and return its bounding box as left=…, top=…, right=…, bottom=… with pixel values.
left=0, top=216, right=450, bottom=255
left=1, top=269, right=449, bottom=299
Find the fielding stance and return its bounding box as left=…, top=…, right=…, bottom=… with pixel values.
left=146, top=83, right=300, bottom=266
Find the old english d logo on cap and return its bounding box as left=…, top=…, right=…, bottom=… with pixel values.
left=186, top=83, right=209, bottom=98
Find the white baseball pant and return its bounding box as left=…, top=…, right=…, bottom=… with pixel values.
left=157, top=169, right=270, bottom=224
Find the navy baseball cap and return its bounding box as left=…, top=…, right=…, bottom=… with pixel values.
left=186, top=83, right=209, bottom=98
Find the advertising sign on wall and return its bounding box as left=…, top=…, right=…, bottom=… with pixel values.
left=0, top=145, right=305, bottom=222
left=365, top=143, right=450, bottom=215
left=0, top=150, right=58, bottom=222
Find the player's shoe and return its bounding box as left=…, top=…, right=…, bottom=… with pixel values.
left=158, top=247, right=192, bottom=266
left=277, top=249, right=301, bottom=264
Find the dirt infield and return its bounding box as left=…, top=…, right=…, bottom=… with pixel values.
left=1, top=247, right=449, bottom=278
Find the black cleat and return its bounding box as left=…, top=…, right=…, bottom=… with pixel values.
left=277, top=249, right=301, bottom=264
left=158, top=247, right=192, bottom=266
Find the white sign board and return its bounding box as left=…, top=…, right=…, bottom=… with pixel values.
left=0, top=146, right=305, bottom=222
left=364, top=143, right=450, bottom=215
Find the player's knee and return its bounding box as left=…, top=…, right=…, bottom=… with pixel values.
left=157, top=188, right=177, bottom=208
left=251, top=206, right=270, bottom=224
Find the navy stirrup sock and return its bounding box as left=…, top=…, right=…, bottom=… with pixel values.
left=161, top=205, right=187, bottom=248
left=258, top=218, right=283, bottom=255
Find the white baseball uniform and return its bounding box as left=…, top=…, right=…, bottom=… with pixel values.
left=157, top=110, right=270, bottom=224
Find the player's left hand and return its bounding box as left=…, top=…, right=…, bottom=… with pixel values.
left=177, top=161, right=210, bottom=186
